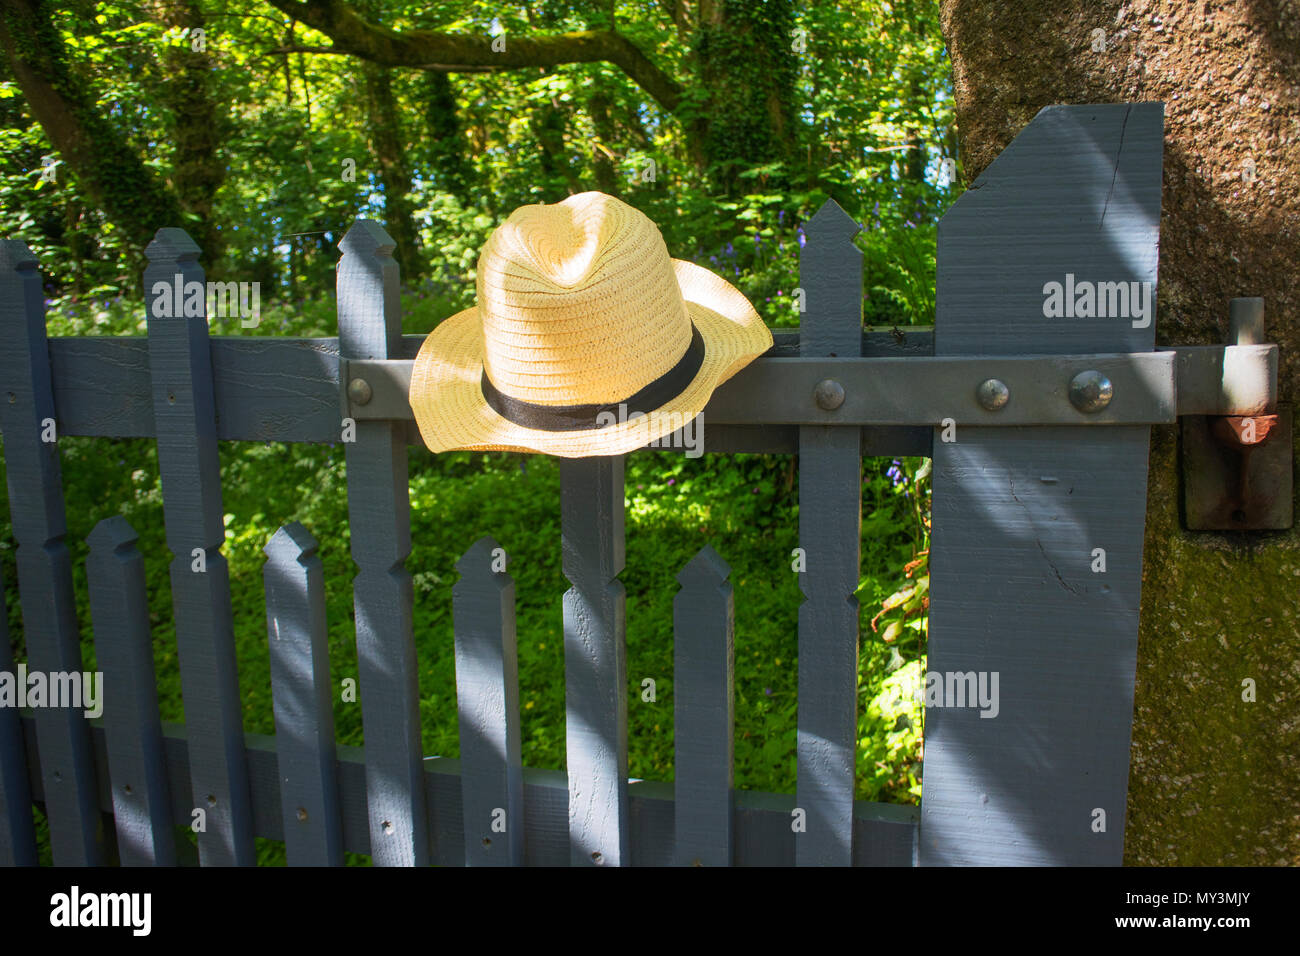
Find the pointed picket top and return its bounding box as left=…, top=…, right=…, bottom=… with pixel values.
left=338, top=219, right=396, bottom=259
left=804, top=198, right=862, bottom=245
left=264, top=521, right=319, bottom=565
left=86, top=515, right=139, bottom=556
left=0, top=239, right=38, bottom=273
left=800, top=199, right=863, bottom=357
left=144, top=227, right=202, bottom=264
left=455, top=535, right=511, bottom=588
left=676, top=544, right=731, bottom=588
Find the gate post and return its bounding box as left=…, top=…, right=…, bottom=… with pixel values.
left=922, top=104, right=1164, bottom=865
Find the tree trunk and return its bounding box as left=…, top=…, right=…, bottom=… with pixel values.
left=692, top=0, right=799, bottom=195
left=361, top=64, right=423, bottom=281
left=420, top=71, right=475, bottom=203
left=940, top=0, right=1300, bottom=866
left=151, top=0, right=228, bottom=264
left=0, top=0, right=181, bottom=262
left=587, top=89, right=620, bottom=196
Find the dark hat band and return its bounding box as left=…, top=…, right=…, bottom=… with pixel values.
left=480, top=323, right=706, bottom=433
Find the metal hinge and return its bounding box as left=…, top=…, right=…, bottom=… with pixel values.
left=1182, top=299, right=1292, bottom=531
left=338, top=300, right=1289, bottom=529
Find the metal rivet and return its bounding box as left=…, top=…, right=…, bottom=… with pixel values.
left=1069, top=370, right=1113, bottom=413
left=813, top=378, right=845, bottom=411
left=976, top=378, right=1010, bottom=411
left=348, top=377, right=373, bottom=406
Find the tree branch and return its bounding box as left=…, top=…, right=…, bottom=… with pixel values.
left=262, top=0, right=684, bottom=110
left=0, top=0, right=181, bottom=251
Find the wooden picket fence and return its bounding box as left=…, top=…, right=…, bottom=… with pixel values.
left=1, top=104, right=1173, bottom=866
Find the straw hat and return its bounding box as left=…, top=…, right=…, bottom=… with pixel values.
left=408, top=191, right=773, bottom=458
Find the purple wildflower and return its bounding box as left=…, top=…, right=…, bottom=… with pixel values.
left=667, top=478, right=675, bottom=486
left=778, top=209, right=786, bottom=225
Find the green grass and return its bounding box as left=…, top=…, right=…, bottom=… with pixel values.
left=3, top=293, right=928, bottom=865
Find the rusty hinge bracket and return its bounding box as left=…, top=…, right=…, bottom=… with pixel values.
left=1183, top=298, right=1293, bottom=531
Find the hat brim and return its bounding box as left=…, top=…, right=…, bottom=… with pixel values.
left=408, top=259, right=773, bottom=458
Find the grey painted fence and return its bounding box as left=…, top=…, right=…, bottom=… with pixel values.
left=0, top=104, right=1164, bottom=866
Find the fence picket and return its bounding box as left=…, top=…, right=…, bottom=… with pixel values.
left=86, top=516, right=176, bottom=866
left=561, top=456, right=629, bottom=866
left=795, top=200, right=864, bottom=867
left=0, top=577, right=38, bottom=865
left=336, top=221, right=429, bottom=866
left=263, top=522, right=344, bottom=866
left=0, top=239, right=103, bottom=865
left=453, top=535, right=524, bottom=866
left=145, top=227, right=256, bottom=865
left=672, top=545, right=735, bottom=866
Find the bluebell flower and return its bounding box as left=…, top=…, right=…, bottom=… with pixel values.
left=798, top=233, right=806, bottom=248
left=778, top=209, right=786, bottom=225
left=724, top=241, right=735, bottom=257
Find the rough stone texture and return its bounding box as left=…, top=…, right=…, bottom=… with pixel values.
left=940, top=0, right=1299, bottom=864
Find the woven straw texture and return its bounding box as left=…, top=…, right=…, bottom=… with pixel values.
left=409, top=192, right=772, bottom=458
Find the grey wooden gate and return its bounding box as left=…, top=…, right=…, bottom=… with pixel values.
left=0, top=103, right=1278, bottom=866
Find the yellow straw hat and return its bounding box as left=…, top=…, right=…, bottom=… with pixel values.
left=409, top=191, right=773, bottom=458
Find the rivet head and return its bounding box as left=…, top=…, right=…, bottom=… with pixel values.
left=813, top=378, right=845, bottom=411
left=348, top=377, right=373, bottom=406
left=976, top=378, right=1010, bottom=411
left=1069, top=370, right=1113, bottom=413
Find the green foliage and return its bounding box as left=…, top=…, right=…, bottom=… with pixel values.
left=2, top=0, right=956, bottom=325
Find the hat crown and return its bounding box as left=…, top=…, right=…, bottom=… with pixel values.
left=477, top=192, right=693, bottom=407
